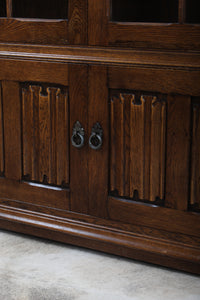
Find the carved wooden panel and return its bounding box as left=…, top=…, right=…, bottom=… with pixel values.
left=22, top=84, right=69, bottom=187
left=190, top=100, right=200, bottom=211
left=110, top=92, right=166, bottom=202
left=0, top=83, right=4, bottom=175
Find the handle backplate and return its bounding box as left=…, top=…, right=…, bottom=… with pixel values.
left=89, top=123, right=103, bottom=150
left=71, top=121, right=85, bottom=149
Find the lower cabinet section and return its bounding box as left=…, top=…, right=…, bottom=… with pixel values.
left=0, top=61, right=200, bottom=274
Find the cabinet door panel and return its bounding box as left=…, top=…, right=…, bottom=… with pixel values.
left=0, top=63, right=70, bottom=211
left=22, top=84, right=69, bottom=187
left=108, top=66, right=200, bottom=229
left=110, top=92, right=166, bottom=203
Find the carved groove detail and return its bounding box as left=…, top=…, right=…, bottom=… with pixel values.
left=0, top=83, right=4, bottom=175
left=190, top=101, right=200, bottom=210
left=22, top=84, right=69, bottom=186
left=110, top=92, right=166, bottom=202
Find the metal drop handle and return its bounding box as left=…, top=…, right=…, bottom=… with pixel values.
left=89, top=123, right=103, bottom=150
left=71, top=121, right=85, bottom=149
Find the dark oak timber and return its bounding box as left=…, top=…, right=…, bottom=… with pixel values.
left=165, top=95, right=191, bottom=210
left=0, top=83, right=4, bottom=174
left=2, top=81, right=21, bottom=180
left=0, top=19, right=68, bottom=45
left=69, top=64, right=89, bottom=214
left=68, top=0, right=87, bottom=44
left=0, top=0, right=200, bottom=275
left=88, top=66, right=108, bottom=218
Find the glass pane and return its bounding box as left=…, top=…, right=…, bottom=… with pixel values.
left=0, top=0, right=6, bottom=17
left=186, top=0, right=200, bottom=23
left=12, top=0, right=68, bottom=19
left=111, top=0, right=178, bottom=23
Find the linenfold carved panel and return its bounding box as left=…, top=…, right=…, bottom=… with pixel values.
left=22, top=84, right=69, bottom=187
left=190, top=101, right=200, bottom=211
left=110, top=92, right=166, bottom=202
left=0, top=83, right=4, bottom=175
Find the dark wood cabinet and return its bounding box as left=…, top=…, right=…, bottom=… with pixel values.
left=0, top=0, right=200, bottom=274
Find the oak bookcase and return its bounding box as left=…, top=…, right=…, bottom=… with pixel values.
left=0, top=0, right=200, bottom=274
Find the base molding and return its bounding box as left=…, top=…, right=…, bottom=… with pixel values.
left=0, top=204, right=200, bottom=274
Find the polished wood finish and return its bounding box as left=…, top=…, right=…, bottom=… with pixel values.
left=69, top=64, right=89, bottom=214
left=0, top=59, right=68, bottom=85
left=88, top=65, right=108, bottom=218
left=0, top=178, right=70, bottom=210
left=88, top=0, right=109, bottom=46
left=22, top=84, right=69, bottom=186
left=1, top=204, right=200, bottom=274
left=108, top=23, right=200, bottom=50
left=0, top=1, right=200, bottom=275
left=0, top=83, right=4, bottom=175
left=68, top=0, right=87, bottom=44
left=165, top=95, right=191, bottom=210
left=110, top=92, right=166, bottom=202
left=2, top=81, right=21, bottom=180
left=109, top=66, right=200, bottom=96
left=6, top=0, right=12, bottom=18
left=0, top=19, right=68, bottom=45
left=190, top=101, right=200, bottom=211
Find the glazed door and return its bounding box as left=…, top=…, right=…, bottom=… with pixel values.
left=88, top=0, right=200, bottom=51
left=0, top=0, right=87, bottom=45
left=0, top=60, right=70, bottom=211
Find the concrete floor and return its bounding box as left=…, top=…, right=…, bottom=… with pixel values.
left=0, top=230, right=200, bottom=300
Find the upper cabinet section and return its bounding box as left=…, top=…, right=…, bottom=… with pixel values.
left=88, top=0, right=200, bottom=50
left=107, top=0, right=200, bottom=50
left=0, top=0, right=87, bottom=45
left=12, top=0, right=68, bottom=19
left=111, top=0, right=178, bottom=23
left=0, top=0, right=200, bottom=50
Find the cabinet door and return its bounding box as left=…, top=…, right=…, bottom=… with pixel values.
left=107, top=65, right=200, bottom=241
left=88, top=0, right=200, bottom=51
left=0, top=0, right=87, bottom=45
left=0, top=60, right=70, bottom=211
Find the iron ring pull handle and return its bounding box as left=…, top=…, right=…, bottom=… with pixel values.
left=71, top=121, right=85, bottom=149
left=89, top=123, right=103, bottom=150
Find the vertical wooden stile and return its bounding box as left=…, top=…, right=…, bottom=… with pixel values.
left=6, top=0, right=12, bottom=17
left=88, top=0, right=109, bottom=45
left=179, top=0, right=186, bottom=23
left=69, top=64, right=89, bottom=214
left=0, top=84, right=4, bottom=174
left=2, top=81, right=22, bottom=180
left=88, top=65, right=108, bottom=218
left=190, top=102, right=200, bottom=209
left=165, top=95, right=191, bottom=210
left=68, top=0, right=87, bottom=44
